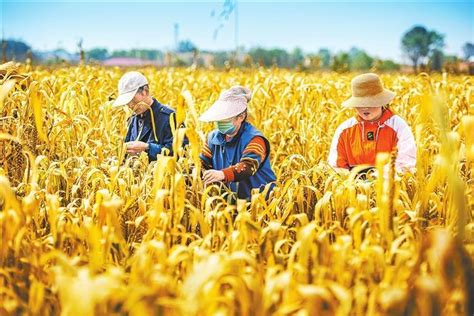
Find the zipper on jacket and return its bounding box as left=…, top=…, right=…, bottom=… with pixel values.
left=135, top=118, right=144, bottom=141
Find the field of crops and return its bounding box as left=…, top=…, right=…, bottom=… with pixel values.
left=0, top=63, right=473, bottom=315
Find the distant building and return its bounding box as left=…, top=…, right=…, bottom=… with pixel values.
left=400, top=65, right=415, bottom=74
left=459, top=56, right=474, bottom=75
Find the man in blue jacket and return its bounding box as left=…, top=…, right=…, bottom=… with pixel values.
left=113, top=71, right=177, bottom=160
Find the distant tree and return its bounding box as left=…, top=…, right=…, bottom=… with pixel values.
left=111, top=50, right=128, bottom=58
left=270, top=48, right=290, bottom=67
left=0, top=39, right=32, bottom=62
left=177, top=40, right=197, bottom=53
left=243, top=54, right=253, bottom=68
left=137, top=49, right=163, bottom=60
left=109, top=49, right=162, bottom=61
left=213, top=51, right=231, bottom=67
left=462, top=42, right=474, bottom=61
left=376, top=59, right=400, bottom=71
left=429, top=49, right=443, bottom=72
left=248, top=48, right=265, bottom=66
left=348, top=47, right=373, bottom=70
left=401, top=25, right=444, bottom=72
left=290, top=47, right=304, bottom=67
left=332, top=53, right=350, bottom=73
left=174, top=57, right=187, bottom=67
left=87, top=48, right=109, bottom=61
left=318, top=48, right=331, bottom=68
left=348, top=47, right=360, bottom=58
left=150, top=50, right=164, bottom=61
left=248, top=47, right=290, bottom=67
left=444, top=55, right=460, bottom=74
left=305, top=54, right=321, bottom=70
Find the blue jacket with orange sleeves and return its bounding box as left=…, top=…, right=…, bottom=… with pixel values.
left=206, top=121, right=277, bottom=199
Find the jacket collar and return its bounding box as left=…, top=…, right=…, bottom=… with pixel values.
left=134, top=98, right=160, bottom=142
left=357, top=109, right=393, bottom=125
left=358, top=109, right=394, bottom=142
left=136, top=98, right=160, bottom=122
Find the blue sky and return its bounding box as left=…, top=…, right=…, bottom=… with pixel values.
left=2, top=1, right=473, bottom=62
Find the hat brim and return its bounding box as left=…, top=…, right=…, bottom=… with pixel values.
left=199, top=100, right=247, bottom=122
left=112, top=89, right=137, bottom=107
left=342, top=89, right=396, bottom=108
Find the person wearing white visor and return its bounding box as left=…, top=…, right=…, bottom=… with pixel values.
left=199, top=85, right=276, bottom=200
left=113, top=71, right=178, bottom=160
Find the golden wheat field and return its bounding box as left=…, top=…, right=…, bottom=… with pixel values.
left=0, top=62, right=473, bottom=316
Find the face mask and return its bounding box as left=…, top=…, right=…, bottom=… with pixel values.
left=130, top=101, right=150, bottom=114
left=216, top=120, right=237, bottom=135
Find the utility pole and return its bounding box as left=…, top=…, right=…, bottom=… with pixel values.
left=1, top=3, right=6, bottom=63
left=77, top=38, right=84, bottom=64
left=235, top=0, right=238, bottom=59
left=174, top=23, right=179, bottom=52
left=1, top=30, right=6, bottom=63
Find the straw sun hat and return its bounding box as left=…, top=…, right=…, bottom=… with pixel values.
left=342, top=73, right=396, bottom=108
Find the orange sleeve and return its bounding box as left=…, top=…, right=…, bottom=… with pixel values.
left=336, top=133, right=350, bottom=169
left=222, top=136, right=267, bottom=182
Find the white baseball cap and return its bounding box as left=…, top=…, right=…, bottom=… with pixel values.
left=112, top=71, right=149, bottom=107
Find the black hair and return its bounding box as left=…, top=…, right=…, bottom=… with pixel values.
left=239, top=109, right=248, bottom=121
left=136, top=84, right=149, bottom=95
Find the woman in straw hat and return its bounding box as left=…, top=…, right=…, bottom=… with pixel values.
left=199, top=86, right=276, bottom=200
left=328, top=73, right=416, bottom=171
